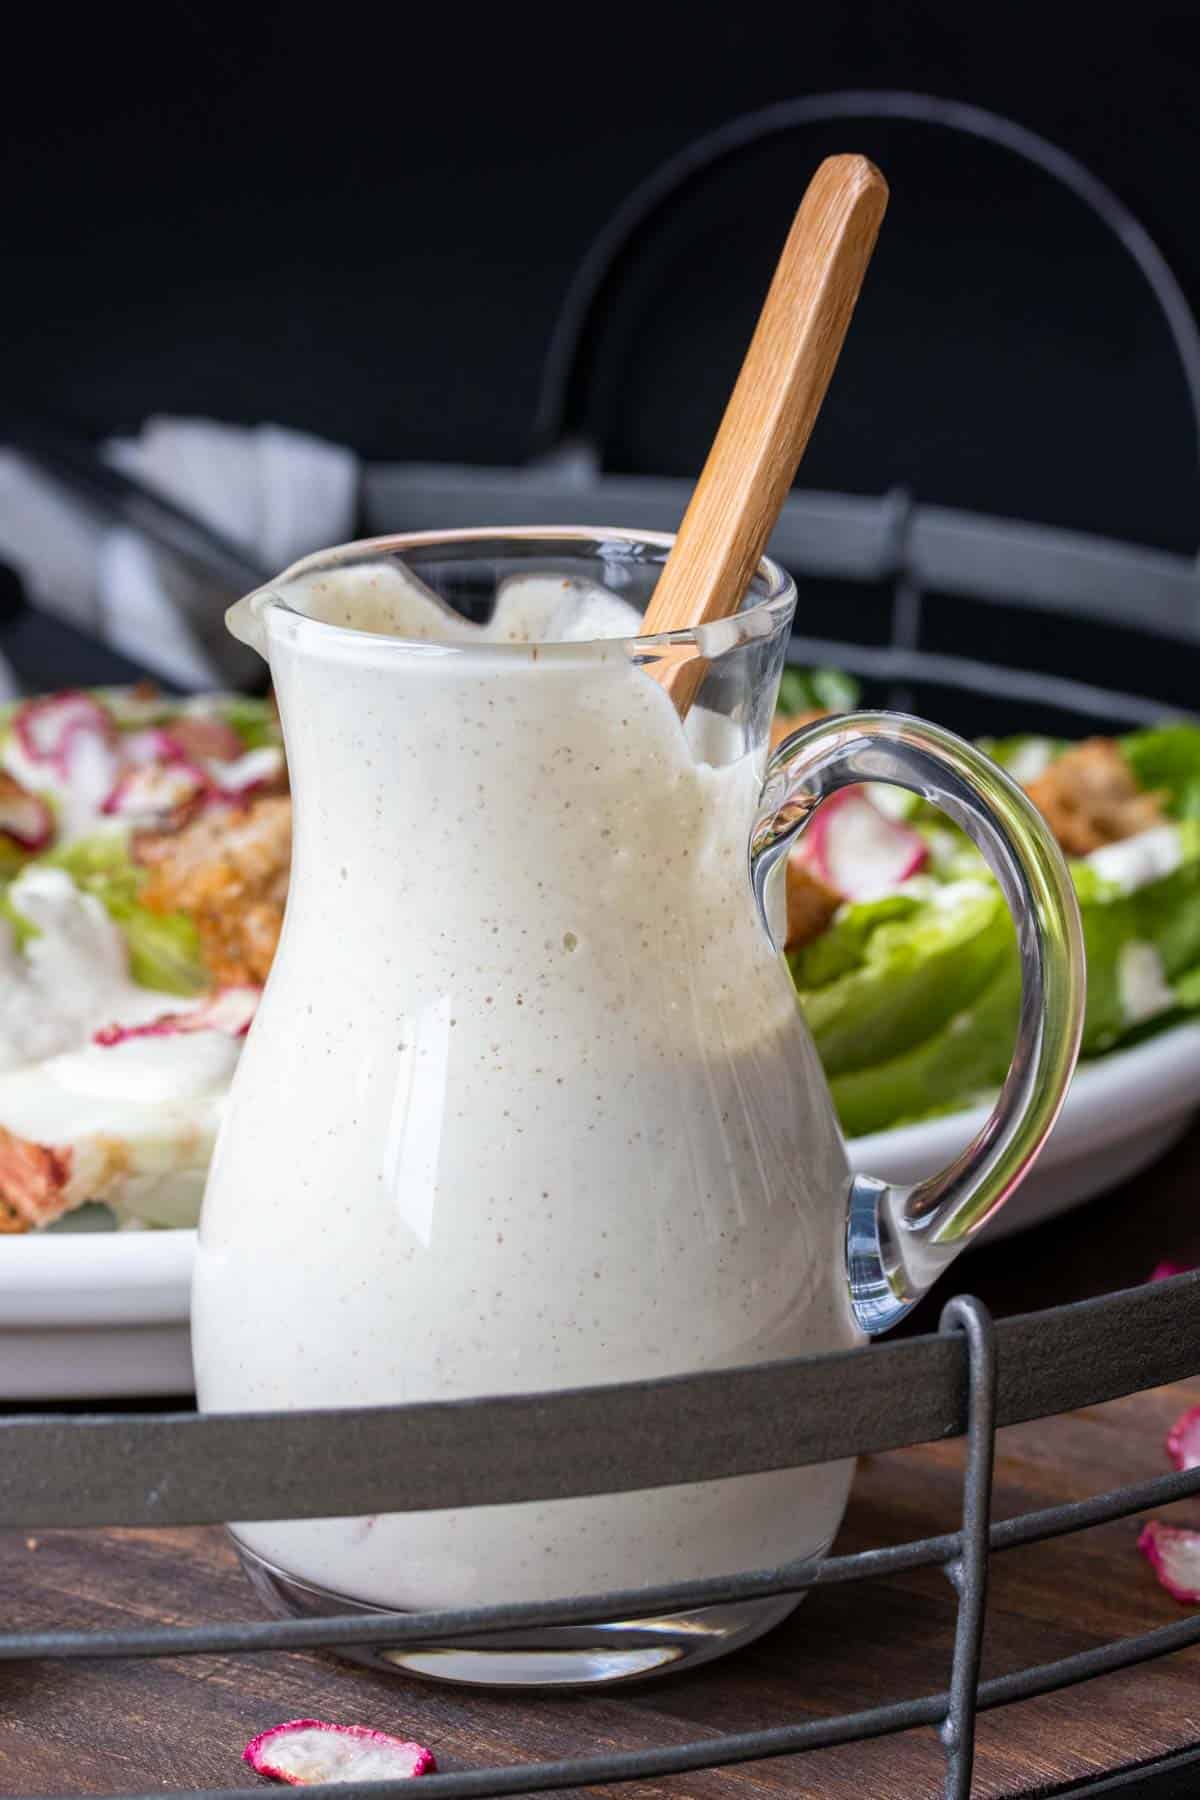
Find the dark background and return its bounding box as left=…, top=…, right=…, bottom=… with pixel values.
left=6, top=1, right=1200, bottom=552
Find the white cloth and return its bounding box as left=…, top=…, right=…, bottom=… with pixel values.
left=0, top=417, right=359, bottom=690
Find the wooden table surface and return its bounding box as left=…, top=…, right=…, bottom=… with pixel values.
left=5, top=1124, right=1200, bottom=1800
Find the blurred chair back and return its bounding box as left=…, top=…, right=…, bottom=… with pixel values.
left=368, top=93, right=1200, bottom=737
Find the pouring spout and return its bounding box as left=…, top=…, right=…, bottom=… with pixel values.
left=226, top=587, right=273, bottom=661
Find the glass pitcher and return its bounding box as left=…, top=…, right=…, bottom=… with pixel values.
left=192, top=527, right=1084, bottom=1687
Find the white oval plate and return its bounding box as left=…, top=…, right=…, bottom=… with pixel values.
left=3, top=1023, right=1199, bottom=1400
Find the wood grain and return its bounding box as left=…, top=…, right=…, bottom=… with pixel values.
left=3, top=1124, right=1200, bottom=1798
left=641, top=154, right=888, bottom=713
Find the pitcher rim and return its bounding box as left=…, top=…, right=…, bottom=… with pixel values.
left=235, top=525, right=797, bottom=659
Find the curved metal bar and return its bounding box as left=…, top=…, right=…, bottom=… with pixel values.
left=1, top=1285, right=1196, bottom=1795
left=533, top=89, right=1200, bottom=530
left=783, top=631, right=1200, bottom=727
left=0, top=1272, right=1195, bottom=1529
left=363, top=458, right=1200, bottom=644
left=25, top=1613, right=1200, bottom=1800
left=938, top=1299, right=997, bottom=1797
left=6, top=1460, right=1197, bottom=1667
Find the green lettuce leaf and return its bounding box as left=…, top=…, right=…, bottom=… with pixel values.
left=1121, top=724, right=1200, bottom=819
left=776, top=667, right=860, bottom=716
left=46, top=835, right=208, bottom=996
left=214, top=694, right=279, bottom=750
left=791, top=884, right=1010, bottom=1080
left=790, top=822, right=1200, bottom=1135
left=827, top=952, right=1021, bottom=1137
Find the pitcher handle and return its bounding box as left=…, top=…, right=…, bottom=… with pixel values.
left=751, top=711, right=1086, bottom=1333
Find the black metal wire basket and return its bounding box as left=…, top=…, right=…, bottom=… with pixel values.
left=5, top=94, right=1200, bottom=1800
left=4, top=1275, right=1200, bottom=1800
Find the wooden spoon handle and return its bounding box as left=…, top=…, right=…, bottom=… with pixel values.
left=641, top=154, right=888, bottom=710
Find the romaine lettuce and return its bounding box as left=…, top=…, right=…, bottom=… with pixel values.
left=776, top=667, right=861, bottom=716
left=791, top=821, right=1200, bottom=1134
left=46, top=834, right=207, bottom=996
left=1122, top=725, right=1200, bottom=820
left=214, top=694, right=280, bottom=750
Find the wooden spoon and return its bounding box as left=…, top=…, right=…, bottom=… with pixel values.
left=640, top=154, right=888, bottom=713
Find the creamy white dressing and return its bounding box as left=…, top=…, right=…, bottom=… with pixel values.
left=1003, top=738, right=1055, bottom=785
left=194, top=562, right=860, bottom=1612
left=0, top=866, right=239, bottom=1223
left=1087, top=824, right=1183, bottom=894
left=207, top=745, right=285, bottom=791
left=0, top=1049, right=226, bottom=1226
left=0, top=868, right=166, bottom=1071
left=283, top=561, right=645, bottom=646
left=0, top=1058, right=227, bottom=1157
left=918, top=876, right=996, bottom=913
left=918, top=823, right=989, bottom=884
left=890, top=872, right=996, bottom=915
left=864, top=781, right=918, bottom=821
left=47, top=1030, right=240, bottom=1103
left=1117, top=940, right=1175, bottom=1026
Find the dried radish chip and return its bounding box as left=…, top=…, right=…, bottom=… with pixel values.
left=1166, top=1406, right=1200, bottom=1473
left=243, top=1719, right=435, bottom=1784
left=1139, top=1519, right=1200, bottom=1604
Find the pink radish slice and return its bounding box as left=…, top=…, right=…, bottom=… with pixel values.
left=13, top=691, right=115, bottom=770
left=1139, top=1520, right=1200, bottom=1604
left=243, top=1720, right=436, bottom=1784
left=62, top=721, right=121, bottom=813
left=1167, top=1406, right=1200, bottom=1473
left=802, top=786, right=928, bottom=901
left=163, top=713, right=244, bottom=763
left=1149, top=1260, right=1196, bottom=1282
left=102, top=761, right=207, bottom=823
left=121, top=727, right=185, bottom=767
left=0, top=778, right=54, bottom=851
left=94, top=986, right=260, bottom=1047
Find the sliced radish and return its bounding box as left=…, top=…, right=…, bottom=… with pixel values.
left=102, top=759, right=207, bottom=825
left=0, top=774, right=54, bottom=852
left=62, top=720, right=121, bottom=815
left=94, top=987, right=260, bottom=1048
left=1166, top=1406, right=1200, bottom=1473
left=13, top=691, right=115, bottom=771
left=121, top=727, right=185, bottom=767
left=163, top=712, right=245, bottom=763
left=1149, top=1260, right=1197, bottom=1282
left=802, top=786, right=929, bottom=902
left=1139, top=1519, right=1200, bottom=1604
left=243, top=1719, right=436, bottom=1784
